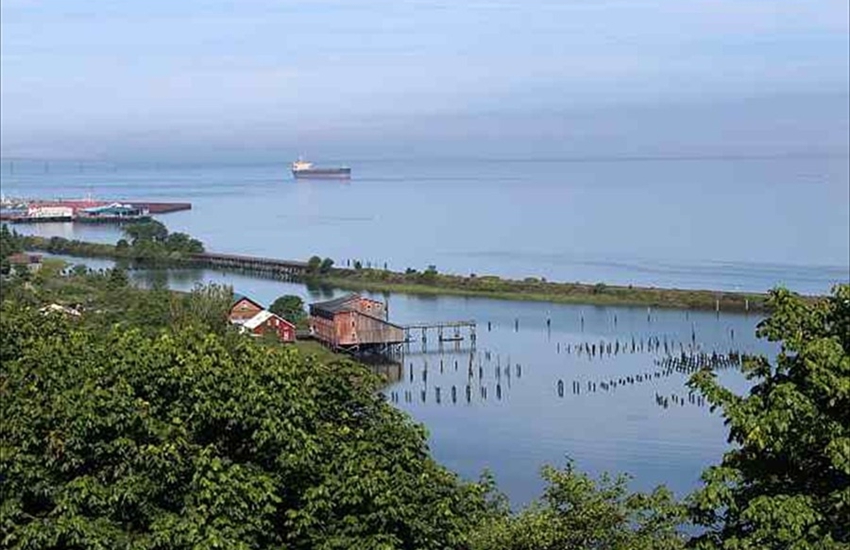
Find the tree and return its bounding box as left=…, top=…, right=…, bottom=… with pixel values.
left=107, top=266, right=129, bottom=289
left=172, top=283, right=234, bottom=334
left=12, top=262, right=30, bottom=281
left=123, top=220, right=169, bottom=245
left=166, top=232, right=205, bottom=254
left=421, top=264, right=439, bottom=284
left=0, top=223, right=22, bottom=261
left=269, top=295, right=306, bottom=325
left=0, top=299, right=486, bottom=549
left=687, top=285, right=850, bottom=549
left=319, top=257, right=334, bottom=274
left=307, top=255, right=322, bottom=273
left=470, top=462, right=686, bottom=550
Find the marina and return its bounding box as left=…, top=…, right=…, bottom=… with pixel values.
left=0, top=197, right=191, bottom=223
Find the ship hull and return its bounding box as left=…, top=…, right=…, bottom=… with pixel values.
left=292, top=167, right=351, bottom=179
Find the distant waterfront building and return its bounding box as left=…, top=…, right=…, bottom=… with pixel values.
left=228, top=293, right=296, bottom=343
left=309, top=294, right=403, bottom=351
left=77, top=202, right=149, bottom=221
left=239, top=310, right=296, bottom=343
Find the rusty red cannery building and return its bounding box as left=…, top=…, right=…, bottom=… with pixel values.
left=309, top=294, right=404, bottom=351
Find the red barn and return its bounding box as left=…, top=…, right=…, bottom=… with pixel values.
left=309, top=294, right=403, bottom=350
left=241, top=310, right=296, bottom=343
left=229, top=294, right=264, bottom=323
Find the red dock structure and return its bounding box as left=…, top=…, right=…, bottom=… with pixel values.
left=309, top=294, right=404, bottom=351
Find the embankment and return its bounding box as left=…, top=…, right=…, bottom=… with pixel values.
left=21, top=234, right=792, bottom=312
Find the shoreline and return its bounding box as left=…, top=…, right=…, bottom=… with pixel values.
left=19, top=234, right=811, bottom=312
left=311, top=271, right=771, bottom=312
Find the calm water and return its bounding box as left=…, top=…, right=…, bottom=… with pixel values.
left=3, top=156, right=848, bottom=294
left=48, top=255, right=772, bottom=504
left=8, top=156, right=846, bottom=504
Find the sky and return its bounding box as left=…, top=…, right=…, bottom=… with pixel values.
left=1, top=0, right=849, bottom=161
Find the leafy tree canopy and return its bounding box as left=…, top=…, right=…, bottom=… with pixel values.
left=123, top=219, right=169, bottom=244
left=307, top=255, right=322, bottom=273
left=0, top=297, right=485, bottom=549
left=269, top=294, right=306, bottom=324
left=688, top=285, right=850, bottom=549
left=470, top=462, right=686, bottom=550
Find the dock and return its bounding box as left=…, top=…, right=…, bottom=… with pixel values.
left=402, top=320, right=477, bottom=350
left=190, top=252, right=309, bottom=278
left=0, top=198, right=191, bottom=223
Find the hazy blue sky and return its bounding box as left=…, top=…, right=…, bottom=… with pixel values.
left=2, top=0, right=848, bottom=161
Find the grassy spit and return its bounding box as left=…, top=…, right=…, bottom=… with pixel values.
left=22, top=234, right=806, bottom=312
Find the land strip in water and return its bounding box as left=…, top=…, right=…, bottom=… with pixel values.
left=20, top=234, right=789, bottom=312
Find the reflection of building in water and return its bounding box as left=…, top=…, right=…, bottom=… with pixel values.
left=363, top=354, right=403, bottom=384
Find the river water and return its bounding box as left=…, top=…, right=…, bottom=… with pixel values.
left=5, top=157, right=847, bottom=504
left=3, top=156, right=848, bottom=294
left=46, top=255, right=771, bottom=504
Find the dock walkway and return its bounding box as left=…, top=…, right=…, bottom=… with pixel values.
left=402, top=320, right=477, bottom=348
left=190, top=252, right=309, bottom=277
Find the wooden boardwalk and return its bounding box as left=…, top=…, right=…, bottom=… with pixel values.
left=190, top=252, right=309, bottom=277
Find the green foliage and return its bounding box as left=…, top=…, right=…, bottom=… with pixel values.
left=269, top=294, right=306, bottom=324
left=320, top=257, right=334, bottom=274
left=0, top=297, right=486, bottom=549
left=123, top=221, right=204, bottom=260
left=107, top=266, right=129, bottom=289
left=470, top=461, right=686, bottom=550
left=172, top=283, right=234, bottom=334
left=0, top=223, right=22, bottom=261
left=420, top=264, right=439, bottom=284
left=307, top=255, right=322, bottom=273
left=123, top=219, right=169, bottom=244
left=19, top=222, right=204, bottom=265
left=687, top=285, right=850, bottom=549
left=12, top=262, right=31, bottom=281
left=165, top=231, right=204, bottom=254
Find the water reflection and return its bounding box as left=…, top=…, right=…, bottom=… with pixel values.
left=386, top=346, right=525, bottom=406
left=43, top=258, right=777, bottom=505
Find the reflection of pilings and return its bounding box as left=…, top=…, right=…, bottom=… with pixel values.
left=557, top=331, right=746, bottom=363
left=553, top=351, right=745, bottom=402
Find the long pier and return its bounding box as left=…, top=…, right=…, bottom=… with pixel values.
left=190, top=252, right=309, bottom=278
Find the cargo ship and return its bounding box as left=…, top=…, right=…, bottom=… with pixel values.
left=291, top=159, right=351, bottom=179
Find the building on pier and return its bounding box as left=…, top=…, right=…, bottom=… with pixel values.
left=309, top=294, right=404, bottom=351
